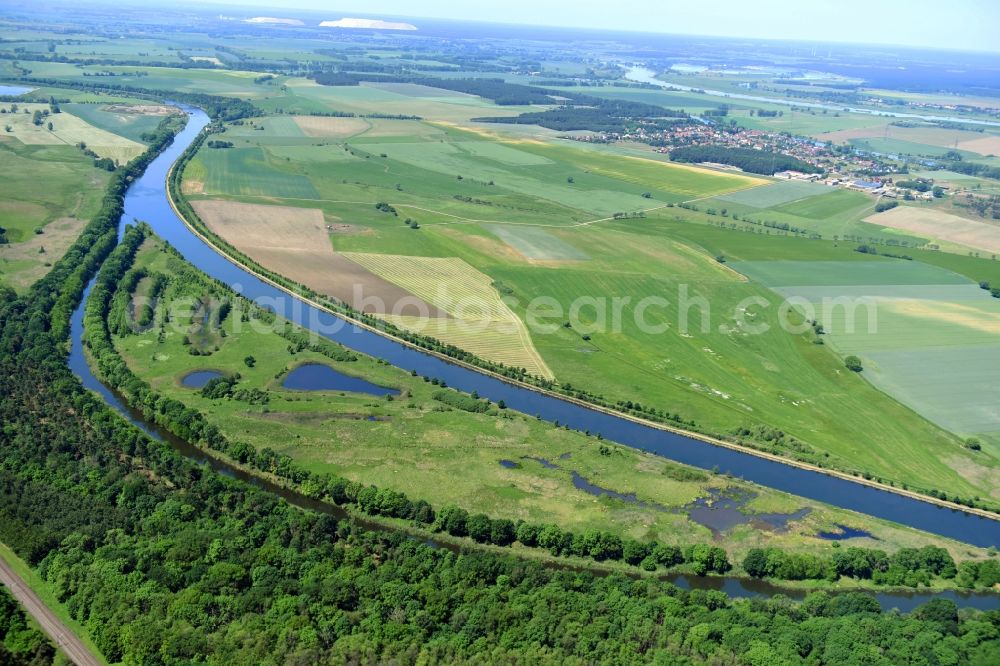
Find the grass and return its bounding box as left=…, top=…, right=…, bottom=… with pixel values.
left=195, top=147, right=319, bottom=198
left=728, top=258, right=971, bottom=287
left=485, top=224, right=589, bottom=260
left=61, top=103, right=170, bottom=143
left=109, top=234, right=991, bottom=560
left=341, top=252, right=552, bottom=377
left=0, top=140, right=109, bottom=292
left=718, top=180, right=832, bottom=208
left=752, top=258, right=1000, bottom=454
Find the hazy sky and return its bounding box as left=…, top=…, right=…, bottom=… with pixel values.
left=203, top=0, right=1000, bottom=52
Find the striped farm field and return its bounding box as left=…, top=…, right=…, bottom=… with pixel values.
left=717, top=179, right=831, bottom=208
left=2, top=102, right=144, bottom=162
left=735, top=257, right=1000, bottom=452
left=342, top=252, right=552, bottom=377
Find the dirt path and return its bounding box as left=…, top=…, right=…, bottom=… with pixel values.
left=0, top=557, right=102, bottom=666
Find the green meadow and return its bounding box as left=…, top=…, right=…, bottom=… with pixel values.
left=0, top=140, right=109, bottom=291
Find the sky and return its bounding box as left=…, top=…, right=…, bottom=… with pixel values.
left=201, top=0, right=1000, bottom=52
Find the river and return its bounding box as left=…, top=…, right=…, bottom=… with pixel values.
left=64, top=106, right=1000, bottom=611
left=624, top=67, right=1000, bottom=128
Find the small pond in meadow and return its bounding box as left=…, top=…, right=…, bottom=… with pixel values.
left=181, top=370, right=224, bottom=389
left=817, top=524, right=876, bottom=540
left=282, top=363, right=399, bottom=396
left=685, top=488, right=810, bottom=534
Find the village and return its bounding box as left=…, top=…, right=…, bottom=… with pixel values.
left=568, top=116, right=953, bottom=200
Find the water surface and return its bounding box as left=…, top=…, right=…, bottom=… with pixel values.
left=181, top=369, right=224, bottom=388
left=282, top=362, right=399, bottom=396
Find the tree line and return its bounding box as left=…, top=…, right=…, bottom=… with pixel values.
left=669, top=145, right=822, bottom=175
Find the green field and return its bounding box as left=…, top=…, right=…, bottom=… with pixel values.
left=729, top=259, right=971, bottom=287
left=718, top=180, right=831, bottom=208
left=733, top=258, right=1000, bottom=456
left=62, top=103, right=169, bottom=143
left=0, top=140, right=109, bottom=291
left=197, top=147, right=319, bottom=198
left=486, top=224, right=590, bottom=260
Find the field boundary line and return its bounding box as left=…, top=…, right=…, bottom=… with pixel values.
left=167, top=160, right=1000, bottom=525
left=223, top=193, right=669, bottom=229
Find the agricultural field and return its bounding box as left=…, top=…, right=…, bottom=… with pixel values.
left=718, top=179, right=832, bottom=208
left=820, top=124, right=1000, bottom=158
left=108, top=233, right=988, bottom=562
left=63, top=102, right=180, bottom=143
left=0, top=96, right=180, bottom=291
left=865, top=204, right=1000, bottom=255
left=0, top=102, right=145, bottom=162
left=733, top=256, right=1000, bottom=459
left=705, top=183, right=881, bottom=240
left=178, top=101, right=1000, bottom=506
left=0, top=141, right=107, bottom=291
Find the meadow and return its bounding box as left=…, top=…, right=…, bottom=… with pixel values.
left=109, top=233, right=988, bottom=561
left=0, top=140, right=107, bottom=291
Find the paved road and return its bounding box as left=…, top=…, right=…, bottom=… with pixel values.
left=0, top=557, right=102, bottom=666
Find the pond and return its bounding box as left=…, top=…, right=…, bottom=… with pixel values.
left=0, top=85, right=32, bottom=96
left=685, top=488, right=811, bottom=535
left=282, top=362, right=399, bottom=396
left=817, top=524, right=876, bottom=541
left=180, top=369, right=224, bottom=389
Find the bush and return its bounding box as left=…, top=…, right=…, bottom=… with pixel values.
left=844, top=355, right=863, bottom=372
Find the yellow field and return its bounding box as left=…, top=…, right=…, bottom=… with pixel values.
left=582, top=154, right=767, bottom=197
left=342, top=252, right=553, bottom=378
left=866, top=205, right=1000, bottom=255
left=292, top=115, right=370, bottom=138
left=1, top=103, right=144, bottom=162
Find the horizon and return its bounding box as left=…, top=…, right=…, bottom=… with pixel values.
left=166, top=0, right=1000, bottom=54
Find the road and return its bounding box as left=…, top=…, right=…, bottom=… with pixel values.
left=0, top=556, right=102, bottom=666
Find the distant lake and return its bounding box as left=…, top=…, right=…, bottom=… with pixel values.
left=0, top=85, right=32, bottom=96
left=282, top=363, right=399, bottom=396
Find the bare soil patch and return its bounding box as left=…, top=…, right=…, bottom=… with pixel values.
left=0, top=217, right=85, bottom=290
left=192, top=199, right=447, bottom=316
left=956, top=135, right=1000, bottom=157
left=104, top=104, right=180, bottom=116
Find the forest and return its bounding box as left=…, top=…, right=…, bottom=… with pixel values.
left=668, top=146, right=823, bottom=175
left=0, top=587, right=55, bottom=666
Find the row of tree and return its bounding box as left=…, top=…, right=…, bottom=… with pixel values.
left=742, top=545, right=998, bottom=588
left=669, top=145, right=822, bottom=175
